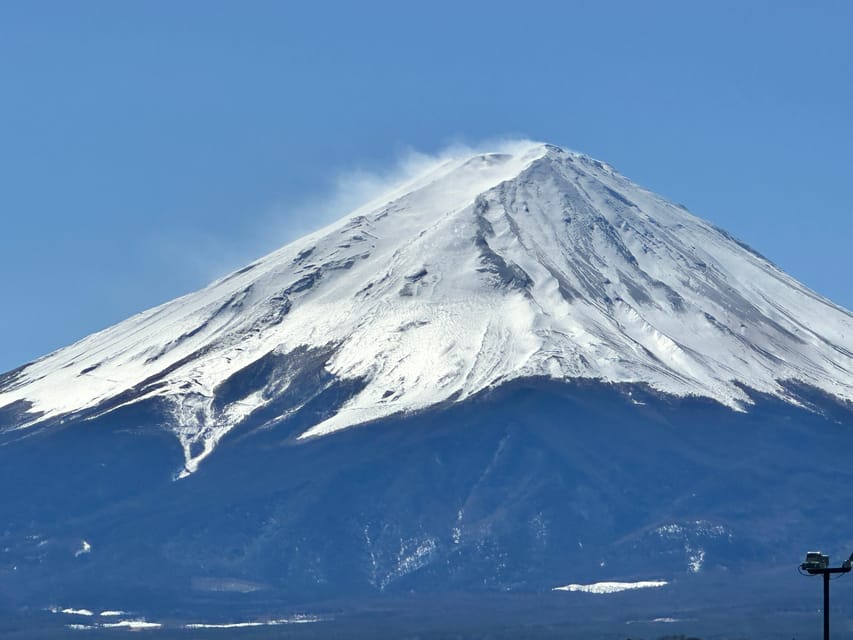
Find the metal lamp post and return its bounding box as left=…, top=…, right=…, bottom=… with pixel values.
left=800, top=551, right=852, bottom=640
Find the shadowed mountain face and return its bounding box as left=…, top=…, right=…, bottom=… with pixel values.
left=2, top=378, right=852, bottom=633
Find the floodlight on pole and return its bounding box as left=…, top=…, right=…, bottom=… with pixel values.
left=799, top=551, right=852, bottom=640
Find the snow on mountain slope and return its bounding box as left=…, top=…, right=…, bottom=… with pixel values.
left=1, top=141, right=852, bottom=475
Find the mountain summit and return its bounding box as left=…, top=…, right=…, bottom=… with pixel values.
left=2, top=142, right=852, bottom=476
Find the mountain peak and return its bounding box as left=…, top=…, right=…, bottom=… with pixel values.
left=2, top=144, right=852, bottom=476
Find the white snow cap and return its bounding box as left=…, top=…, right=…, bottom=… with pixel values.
left=2, top=141, right=852, bottom=475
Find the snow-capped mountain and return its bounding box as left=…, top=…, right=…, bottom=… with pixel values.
left=2, top=141, right=852, bottom=477
left=4, top=142, right=853, bottom=635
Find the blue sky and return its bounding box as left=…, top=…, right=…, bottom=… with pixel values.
left=1, top=1, right=851, bottom=372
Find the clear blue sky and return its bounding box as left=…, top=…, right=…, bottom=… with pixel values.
left=1, top=1, right=852, bottom=372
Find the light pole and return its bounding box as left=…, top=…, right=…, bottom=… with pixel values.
left=800, top=551, right=852, bottom=640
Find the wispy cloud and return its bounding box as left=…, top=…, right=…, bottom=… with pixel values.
left=259, top=136, right=540, bottom=247
left=155, top=136, right=538, bottom=287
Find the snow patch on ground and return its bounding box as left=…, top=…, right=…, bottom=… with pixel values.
left=59, top=608, right=94, bottom=616
left=101, top=620, right=162, bottom=629
left=687, top=545, right=706, bottom=573
left=553, top=580, right=668, bottom=594
left=655, top=520, right=729, bottom=538
left=185, top=614, right=323, bottom=629
left=53, top=607, right=163, bottom=631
